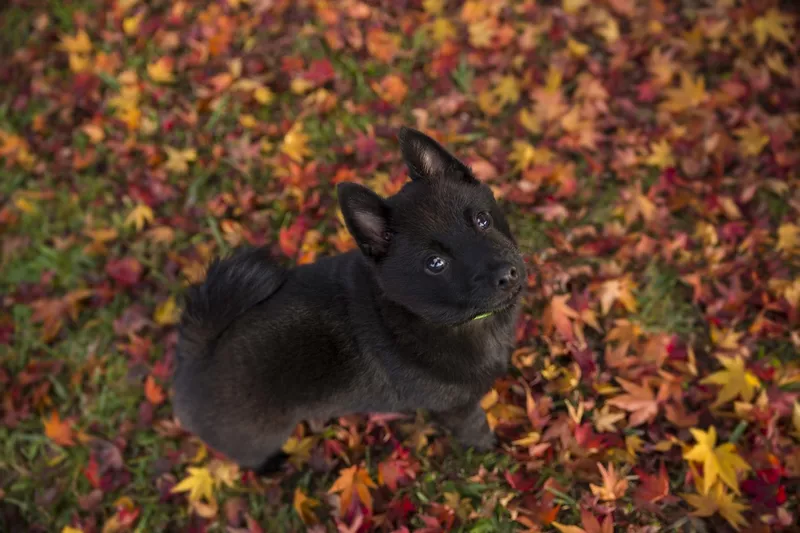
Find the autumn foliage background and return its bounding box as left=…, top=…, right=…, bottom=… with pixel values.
left=1, top=0, right=799, bottom=532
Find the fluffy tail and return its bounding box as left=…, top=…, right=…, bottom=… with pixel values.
left=177, top=246, right=287, bottom=356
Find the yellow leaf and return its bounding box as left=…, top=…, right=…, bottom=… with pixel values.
left=682, top=483, right=749, bottom=531
left=59, top=30, right=92, bottom=54
left=125, top=203, right=154, bottom=231
left=477, top=89, right=503, bottom=117
left=700, top=355, right=760, bottom=407
left=468, top=19, right=496, bottom=48
left=567, top=38, right=589, bottom=57
left=563, top=0, right=588, bottom=14
left=123, top=12, right=144, bottom=35
left=423, top=0, right=445, bottom=15
left=239, top=114, right=257, bottom=129
left=683, top=426, right=751, bottom=494
left=645, top=139, right=675, bottom=169
left=494, top=75, right=520, bottom=106
left=171, top=466, right=215, bottom=504
left=791, top=402, right=800, bottom=440
left=62, top=528, right=84, bottom=533
left=154, top=296, right=180, bottom=326
left=164, top=146, right=197, bottom=174
left=68, top=54, right=92, bottom=73
left=552, top=524, right=587, bottom=533
left=661, top=71, right=707, bottom=113
left=734, top=122, right=769, bottom=157
left=544, top=65, right=563, bottom=93
left=777, top=223, right=799, bottom=255
left=281, top=122, right=311, bottom=163
left=430, top=18, right=457, bottom=43
left=597, top=16, right=620, bottom=44
left=254, top=86, right=274, bottom=105
left=752, top=9, right=792, bottom=48
left=147, top=57, right=176, bottom=84
left=512, top=431, right=541, bottom=447
left=766, top=53, right=789, bottom=77
left=281, top=436, right=316, bottom=469
left=518, top=107, right=541, bottom=134
left=293, top=488, right=321, bottom=525
left=598, top=275, right=638, bottom=315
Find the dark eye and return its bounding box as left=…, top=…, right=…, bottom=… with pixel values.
left=475, top=211, right=492, bottom=230
left=425, top=255, right=447, bottom=274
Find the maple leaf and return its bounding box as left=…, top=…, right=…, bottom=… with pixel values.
left=494, top=75, right=520, bottom=106
left=792, top=402, right=800, bottom=440
left=777, top=223, right=799, bottom=255
left=606, top=378, right=660, bottom=427
left=542, top=294, right=581, bottom=342
left=682, top=483, right=749, bottom=531
left=154, top=295, right=180, bottom=326
left=590, top=462, right=629, bottom=501
left=700, top=355, right=760, bottom=407
left=280, top=122, right=311, bottom=163
left=661, top=71, right=707, bottom=112
left=293, top=487, right=320, bottom=525
left=645, top=139, right=675, bottom=169
left=366, top=28, right=401, bottom=63
left=598, top=275, right=638, bottom=315
left=125, top=203, right=154, bottom=232
left=281, top=436, right=315, bottom=469
left=734, top=122, right=770, bottom=157
left=634, top=463, right=670, bottom=505
left=44, top=411, right=75, bottom=446
left=468, top=19, right=496, bottom=48
left=752, top=9, right=792, bottom=48
left=58, top=30, right=92, bottom=55
left=147, top=57, right=176, bottom=84
left=62, top=527, right=84, bottom=533
left=164, top=147, right=197, bottom=174
left=683, top=426, right=751, bottom=494
left=171, top=466, right=215, bottom=504
left=328, top=465, right=377, bottom=514
left=144, top=375, right=166, bottom=405
left=554, top=510, right=613, bottom=533
left=592, top=404, right=626, bottom=433
left=371, top=74, right=408, bottom=106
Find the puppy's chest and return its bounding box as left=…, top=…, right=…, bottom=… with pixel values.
left=390, top=328, right=512, bottom=409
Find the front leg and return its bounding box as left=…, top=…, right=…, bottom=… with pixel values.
left=432, top=401, right=496, bottom=452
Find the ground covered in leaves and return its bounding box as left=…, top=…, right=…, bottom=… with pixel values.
left=1, top=0, right=799, bottom=531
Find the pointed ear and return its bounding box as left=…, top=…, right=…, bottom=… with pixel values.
left=398, top=126, right=476, bottom=183
left=337, top=182, right=392, bottom=258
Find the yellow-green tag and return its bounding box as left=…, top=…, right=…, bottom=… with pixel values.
left=473, top=312, right=494, bottom=321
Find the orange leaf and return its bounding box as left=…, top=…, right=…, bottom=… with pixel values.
left=145, top=375, right=166, bottom=405
left=44, top=411, right=75, bottom=446
left=328, top=465, right=377, bottom=514
left=606, top=377, right=660, bottom=427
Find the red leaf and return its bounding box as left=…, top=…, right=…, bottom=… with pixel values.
left=105, top=257, right=143, bottom=287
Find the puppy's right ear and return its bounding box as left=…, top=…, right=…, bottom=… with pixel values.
left=337, top=182, right=392, bottom=258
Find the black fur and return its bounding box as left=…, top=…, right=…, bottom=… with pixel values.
left=172, top=126, right=526, bottom=471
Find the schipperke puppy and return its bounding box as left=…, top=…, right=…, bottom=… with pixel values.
left=172, top=127, right=526, bottom=473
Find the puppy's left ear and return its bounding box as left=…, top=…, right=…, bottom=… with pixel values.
left=337, top=182, right=392, bottom=258
left=398, top=126, right=477, bottom=184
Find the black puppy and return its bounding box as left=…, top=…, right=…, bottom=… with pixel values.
left=172, top=127, right=525, bottom=473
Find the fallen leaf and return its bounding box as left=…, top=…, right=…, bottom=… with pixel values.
left=683, top=426, right=751, bottom=494
left=44, top=411, right=75, bottom=446
left=700, top=355, right=761, bottom=407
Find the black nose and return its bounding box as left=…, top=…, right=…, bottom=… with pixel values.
left=493, top=263, right=519, bottom=291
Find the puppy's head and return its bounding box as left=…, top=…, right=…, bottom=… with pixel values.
left=338, top=127, right=525, bottom=326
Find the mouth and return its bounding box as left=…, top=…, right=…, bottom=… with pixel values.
left=471, top=284, right=523, bottom=321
